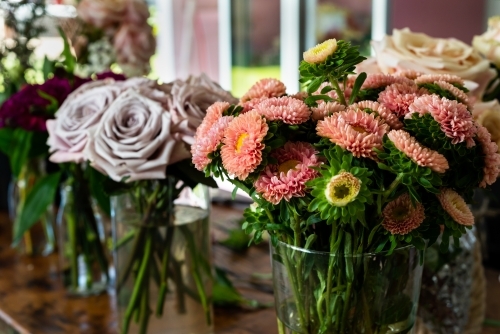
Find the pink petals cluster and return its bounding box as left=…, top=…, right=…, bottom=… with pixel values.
left=317, top=109, right=388, bottom=160
left=408, top=95, right=477, bottom=147
left=475, top=125, right=500, bottom=187
left=437, top=189, right=474, bottom=226
left=254, top=142, right=320, bottom=204
left=382, top=193, right=425, bottom=235
left=378, top=82, right=428, bottom=117
left=387, top=130, right=449, bottom=173
left=240, top=78, right=286, bottom=103
left=253, top=97, right=311, bottom=124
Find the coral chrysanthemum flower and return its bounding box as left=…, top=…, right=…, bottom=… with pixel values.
left=303, top=39, right=338, bottom=64
left=240, top=78, right=286, bottom=103
left=316, top=109, right=389, bottom=160
left=378, top=83, right=428, bottom=117
left=350, top=101, right=403, bottom=129
left=387, top=130, right=449, bottom=173
left=311, top=101, right=345, bottom=121
left=253, top=96, right=311, bottom=124
left=192, top=116, right=234, bottom=170
left=382, top=193, right=425, bottom=235
left=254, top=142, right=321, bottom=204
left=221, top=110, right=268, bottom=180
left=361, top=74, right=413, bottom=90
left=437, top=188, right=474, bottom=226
left=196, top=101, right=230, bottom=138
left=434, top=81, right=470, bottom=108
left=394, top=70, right=423, bottom=80
left=414, top=74, right=465, bottom=86
left=407, top=95, right=477, bottom=147
left=240, top=96, right=267, bottom=113
left=290, top=91, right=308, bottom=101
left=476, top=125, right=500, bottom=187
left=324, top=171, right=361, bottom=206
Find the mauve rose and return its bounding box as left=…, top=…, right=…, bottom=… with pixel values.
left=372, top=28, right=495, bottom=98
left=168, top=74, right=238, bottom=145
left=84, top=89, right=186, bottom=181
left=47, top=79, right=123, bottom=163
left=77, top=0, right=126, bottom=29
left=122, top=0, right=150, bottom=25
left=114, top=24, right=156, bottom=77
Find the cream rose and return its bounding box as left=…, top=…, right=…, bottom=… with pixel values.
left=473, top=100, right=500, bottom=147
left=84, top=89, right=186, bottom=182
left=372, top=28, right=495, bottom=98
left=47, top=79, right=122, bottom=163
left=473, top=16, right=500, bottom=68
left=168, top=74, right=238, bottom=145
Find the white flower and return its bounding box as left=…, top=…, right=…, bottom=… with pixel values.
left=372, top=28, right=495, bottom=99
left=473, top=100, right=500, bottom=147
left=473, top=16, right=500, bottom=67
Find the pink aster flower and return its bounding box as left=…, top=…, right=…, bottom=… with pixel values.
left=290, top=91, right=309, bottom=101
left=254, top=142, right=321, bottom=204
left=414, top=74, right=465, bottom=87
left=476, top=125, right=500, bottom=187
left=317, top=109, right=389, bottom=160
left=437, top=188, right=474, bottom=226
left=361, top=74, right=413, bottom=90
left=240, top=78, right=286, bottom=103
left=253, top=96, right=311, bottom=124
left=387, top=130, right=449, bottom=173
left=378, top=83, right=428, bottom=117
left=192, top=116, right=234, bottom=170
left=350, top=101, right=403, bottom=129
left=197, top=101, right=230, bottom=138
left=394, top=70, right=423, bottom=80
left=408, top=95, right=477, bottom=147
left=221, top=110, right=268, bottom=180
left=382, top=193, right=425, bottom=235
left=434, top=81, right=470, bottom=108
left=239, top=96, right=267, bottom=113
left=311, top=102, right=345, bottom=121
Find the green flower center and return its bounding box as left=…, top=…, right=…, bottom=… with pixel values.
left=325, top=171, right=361, bottom=206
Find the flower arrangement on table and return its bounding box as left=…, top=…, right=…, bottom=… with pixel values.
left=192, top=39, right=500, bottom=333
left=47, top=73, right=236, bottom=330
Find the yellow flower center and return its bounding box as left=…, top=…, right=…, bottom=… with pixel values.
left=303, top=39, right=338, bottom=64
left=351, top=125, right=367, bottom=134
left=278, top=160, right=300, bottom=174
left=391, top=205, right=409, bottom=221
left=325, top=171, right=361, bottom=206
left=235, top=133, right=249, bottom=153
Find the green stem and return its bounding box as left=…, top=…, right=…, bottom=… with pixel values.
left=340, top=282, right=353, bottom=333
left=138, top=262, right=152, bottom=334
left=65, top=202, right=79, bottom=290
left=122, top=231, right=153, bottom=334
left=382, top=173, right=403, bottom=200
left=330, top=77, right=347, bottom=106
left=156, top=226, right=174, bottom=317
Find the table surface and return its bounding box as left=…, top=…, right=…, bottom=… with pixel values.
left=0, top=204, right=499, bottom=334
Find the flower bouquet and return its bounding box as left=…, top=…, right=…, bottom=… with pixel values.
left=192, top=39, right=500, bottom=333
left=49, top=74, right=234, bottom=331
left=0, top=69, right=89, bottom=255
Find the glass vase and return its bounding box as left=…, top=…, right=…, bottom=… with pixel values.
left=418, top=227, right=478, bottom=333
left=271, top=241, right=423, bottom=334
left=8, top=157, right=55, bottom=256
left=111, top=182, right=213, bottom=334
left=57, top=174, right=111, bottom=296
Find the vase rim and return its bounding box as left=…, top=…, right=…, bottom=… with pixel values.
left=275, top=240, right=415, bottom=257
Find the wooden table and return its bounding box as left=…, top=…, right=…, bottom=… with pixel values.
left=0, top=204, right=499, bottom=334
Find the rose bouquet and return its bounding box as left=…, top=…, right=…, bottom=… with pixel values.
left=48, top=74, right=236, bottom=331
left=0, top=69, right=89, bottom=255
left=192, top=39, right=500, bottom=333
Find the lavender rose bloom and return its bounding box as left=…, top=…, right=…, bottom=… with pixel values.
left=168, top=74, right=238, bottom=145
left=84, top=89, right=186, bottom=181
left=47, top=79, right=123, bottom=163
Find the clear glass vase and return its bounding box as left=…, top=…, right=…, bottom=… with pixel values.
left=8, top=157, right=55, bottom=256
left=57, top=175, right=111, bottom=296
left=418, top=227, right=477, bottom=334
left=111, top=182, right=213, bottom=334
left=271, top=241, right=423, bottom=334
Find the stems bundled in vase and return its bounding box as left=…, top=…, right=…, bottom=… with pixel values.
left=192, top=39, right=500, bottom=333
left=46, top=74, right=235, bottom=332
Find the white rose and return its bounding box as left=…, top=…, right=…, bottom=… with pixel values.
left=372, top=28, right=495, bottom=98
left=84, top=89, right=186, bottom=182
left=473, top=16, right=500, bottom=68
left=473, top=100, right=500, bottom=147
left=47, top=79, right=122, bottom=163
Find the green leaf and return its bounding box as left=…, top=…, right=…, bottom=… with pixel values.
left=58, top=27, right=76, bottom=74
left=88, top=167, right=111, bottom=216
left=10, top=129, right=34, bottom=178
left=0, top=128, right=14, bottom=157
left=42, top=56, right=55, bottom=81
left=12, top=171, right=62, bottom=245
left=167, top=159, right=218, bottom=189
left=349, top=72, right=367, bottom=104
